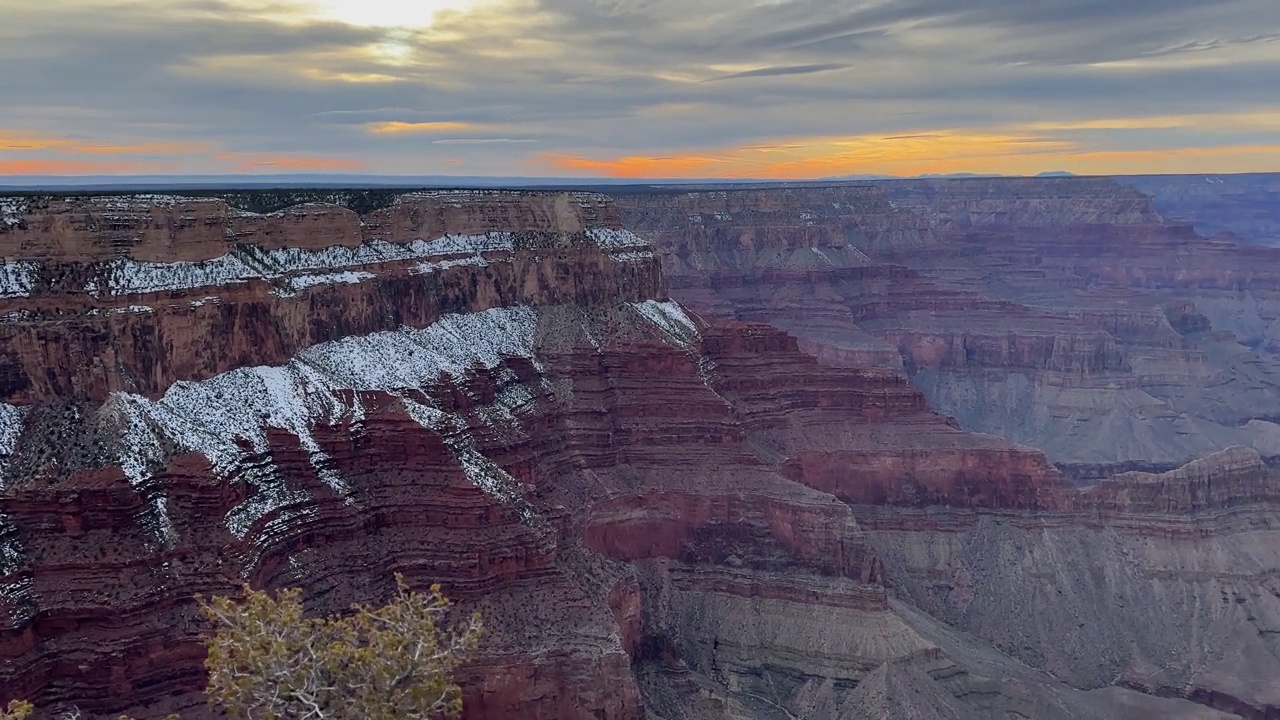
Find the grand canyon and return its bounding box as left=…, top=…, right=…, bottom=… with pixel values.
left=3, top=174, right=1280, bottom=719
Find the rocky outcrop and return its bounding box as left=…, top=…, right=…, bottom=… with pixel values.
left=1075, top=445, right=1280, bottom=513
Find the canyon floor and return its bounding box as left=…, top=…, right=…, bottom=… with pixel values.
left=1, top=175, right=1280, bottom=718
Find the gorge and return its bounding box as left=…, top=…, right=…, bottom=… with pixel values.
left=2, top=177, right=1280, bottom=718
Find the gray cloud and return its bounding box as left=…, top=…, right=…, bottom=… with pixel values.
left=0, top=0, right=1277, bottom=175
left=704, top=63, right=848, bottom=82
left=432, top=139, right=540, bottom=144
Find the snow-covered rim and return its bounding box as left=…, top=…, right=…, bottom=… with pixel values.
left=79, top=227, right=651, bottom=298
left=1, top=188, right=652, bottom=299
left=0, top=189, right=617, bottom=225
left=86, top=233, right=515, bottom=297
left=89, top=300, right=695, bottom=544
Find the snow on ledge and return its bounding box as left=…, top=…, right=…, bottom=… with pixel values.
left=89, top=234, right=517, bottom=297
left=589, top=228, right=649, bottom=251
left=0, top=198, right=31, bottom=228
left=273, top=271, right=375, bottom=296
left=632, top=300, right=699, bottom=350
left=0, top=262, right=39, bottom=299
left=0, top=404, right=25, bottom=487
left=102, top=305, right=541, bottom=538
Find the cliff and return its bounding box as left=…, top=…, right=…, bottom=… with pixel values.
left=3, top=188, right=1279, bottom=719
left=620, top=179, right=1280, bottom=473
left=1121, top=173, right=1280, bottom=248
left=0, top=191, right=1050, bottom=719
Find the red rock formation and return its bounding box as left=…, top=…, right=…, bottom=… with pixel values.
left=2, top=188, right=1276, bottom=720
left=0, top=192, right=661, bottom=403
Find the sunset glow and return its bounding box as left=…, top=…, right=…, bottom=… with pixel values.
left=0, top=0, right=1276, bottom=177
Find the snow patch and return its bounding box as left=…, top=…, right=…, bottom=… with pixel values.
left=412, top=256, right=490, bottom=275
left=400, top=397, right=535, bottom=521
left=0, top=262, right=38, bottom=298
left=632, top=300, right=700, bottom=350
left=610, top=251, right=655, bottom=263
left=89, top=254, right=255, bottom=296
left=588, top=228, right=648, bottom=250
left=91, top=194, right=190, bottom=210
left=0, top=511, right=34, bottom=624
left=0, top=197, right=30, bottom=228
left=0, top=516, right=26, bottom=576
left=0, top=404, right=25, bottom=486
left=297, top=305, right=539, bottom=391
left=0, top=398, right=34, bottom=619
left=273, top=271, right=375, bottom=296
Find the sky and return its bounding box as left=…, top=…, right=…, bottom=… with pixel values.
left=0, top=0, right=1277, bottom=179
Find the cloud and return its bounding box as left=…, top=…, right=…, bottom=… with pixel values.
left=705, top=63, right=848, bottom=82
left=432, top=138, right=538, bottom=144
left=0, top=0, right=1277, bottom=176
left=0, top=130, right=211, bottom=156
left=365, top=121, right=478, bottom=134
left=0, top=158, right=163, bottom=175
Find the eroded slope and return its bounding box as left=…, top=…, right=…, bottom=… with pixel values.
left=0, top=189, right=1274, bottom=720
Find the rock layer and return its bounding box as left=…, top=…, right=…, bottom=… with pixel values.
left=621, top=179, right=1280, bottom=473
left=1, top=187, right=1277, bottom=719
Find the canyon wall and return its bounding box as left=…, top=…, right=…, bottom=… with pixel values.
left=1, top=187, right=1278, bottom=719
left=618, top=178, right=1280, bottom=476
left=1121, top=173, right=1280, bottom=247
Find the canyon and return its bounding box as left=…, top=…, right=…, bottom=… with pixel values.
left=1, top=179, right=1279, bottom=719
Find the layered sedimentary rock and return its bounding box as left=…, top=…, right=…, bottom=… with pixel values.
left=1122, top=173, right=1280, bottom=247
left=861, top=447, right=1280, bottom=719
left=611, top=179, right=1280, bottom=716
left=3, top=188, right=1279, bottom=720
left=620, top=179, right=1280, bottom=474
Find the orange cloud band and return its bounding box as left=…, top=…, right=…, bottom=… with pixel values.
left=365, top=121, right=477, bottom=135
left=540, top=128, right=1280, bottom=179
left=0, top=130, right=211, bottom=156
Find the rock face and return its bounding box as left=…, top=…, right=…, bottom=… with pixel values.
left=1121, top=173, right=1280, bottom=248
left=1, top=186, right=1278, bottom=719
left=619, top=178, right=1280, bottom=475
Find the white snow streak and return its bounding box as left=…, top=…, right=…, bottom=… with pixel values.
left=274, top=271, right=375, bottom=296
left=103, top=306, right=541, bottom=538
left=632, top=300, right=700, bottom=350
left=89, top=234, right=516, bottom=297
left=0, top=404, right=24, bottom=486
